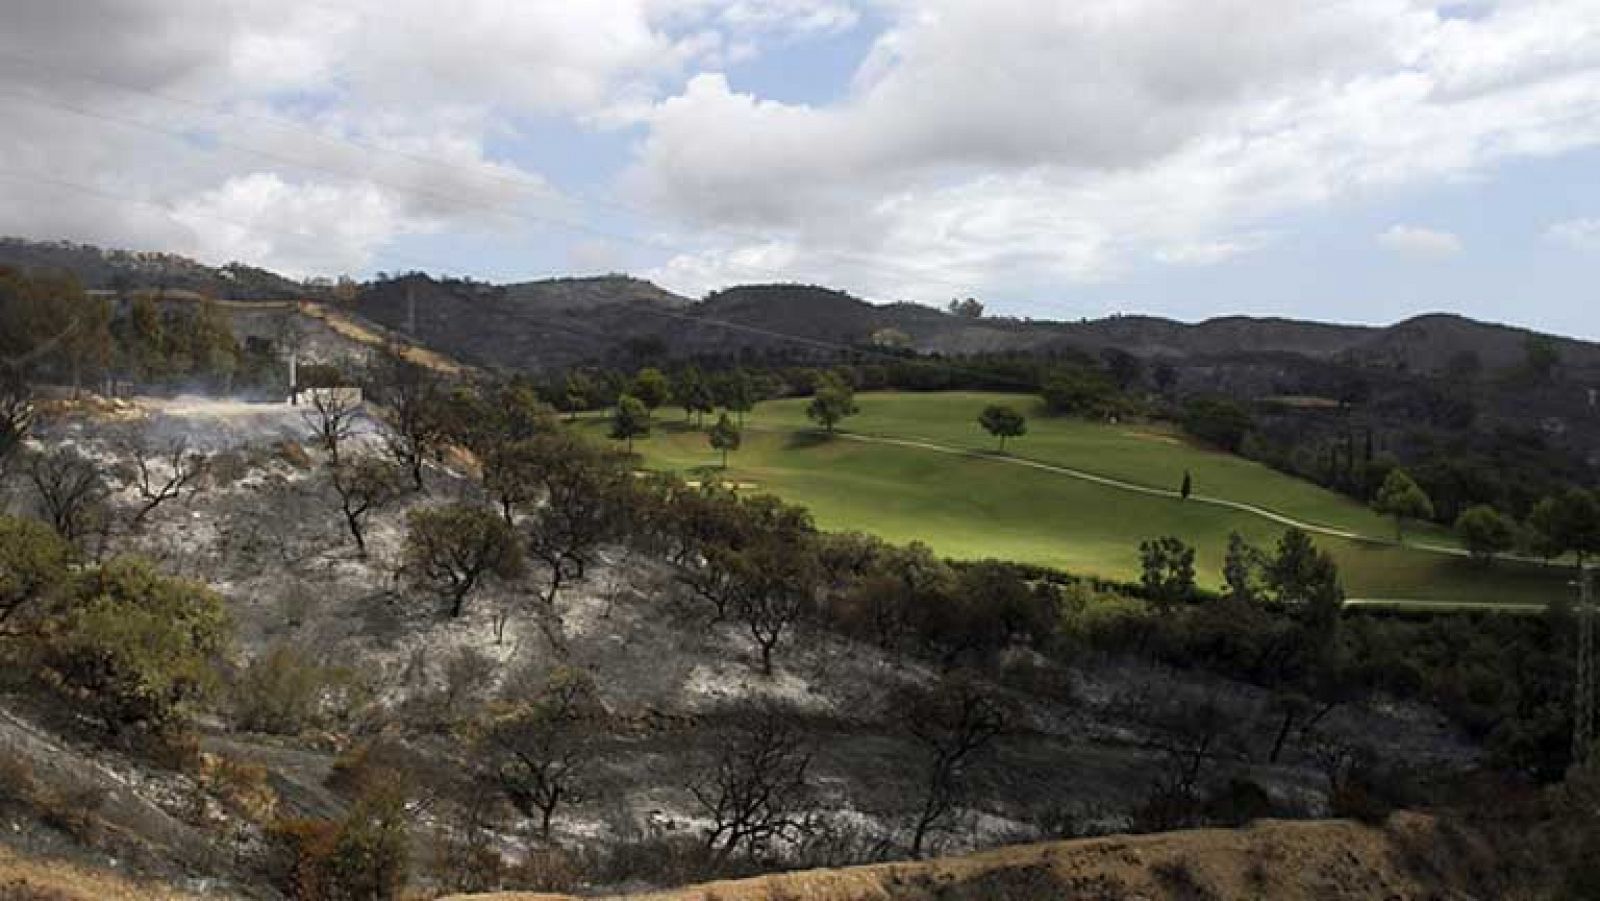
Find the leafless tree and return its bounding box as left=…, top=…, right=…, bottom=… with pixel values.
left=303, top=383, right=361, bottom=466
left=373, top=349, right=448, bottom=491
left=330, top=456, right=404, bottom=556
left=691, top=703, right=817, bottom=862
left=1131, top=693, right=1241, bottom=832
left=122, top=432, right=208, bottom=526
left=25, top=446, right=109, bottom=544
left=897, top=675, right=1007, bottom=858
left=480, top=666, right=602, bottom=838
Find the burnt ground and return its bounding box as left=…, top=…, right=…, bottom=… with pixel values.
left=0, top=397, right=1478, bottom=896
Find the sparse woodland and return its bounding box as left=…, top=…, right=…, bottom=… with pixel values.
left=0, top=266, right=1598, bottom=899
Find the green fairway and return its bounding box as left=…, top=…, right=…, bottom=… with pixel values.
left=586, top=392, right=1573, bottom=607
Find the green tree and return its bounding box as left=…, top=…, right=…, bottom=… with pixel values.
left=709, top=412, right=742, bottom=468
left=1221, top=532, right=1264, bottom=604
left=1264, top=528, right=1343, bottom=651
left=1139, top=536, right=1196, bottom=612
left=0, top=516, right=73, bottom=632
left=631, top=367, right=670, bottom=411
left=561, top=370, right=593, bottom=421
left=1041, top=368, right=1121, bottom=420
left=1181, top=396, right=1254, bottom=452
left=187, top=296, right=241, bottom=391
left=1529, top=489, right=1600, bottom=568
left=720, top=368, right=757, bottom=426
left=1373, top=468, right=1434, bottom=542
left=124, top=294, right=166, bottom=383
left=43, top=557, right=230, bottom=735
left=610, top=394, right=651, bottom=452
left=675, top=366, right=715, bottom=426
left=403, top=504, right=524, bottom=617
left=1455, top=504, right=1517, bottom=566
left=1180, top=470, right=1193, bottom=500
left=977, top=404, right=1026, bottom=451
left=805, top=372, right=858, bottom=433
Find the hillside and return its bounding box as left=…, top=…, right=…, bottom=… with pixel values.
left=596, top=392, right=1566, bottom=607
left=448, top=813, right=1502, bottom=901
left=501, top=275, right=691, bottom=312
left=0, top=238, right=306, bottom=300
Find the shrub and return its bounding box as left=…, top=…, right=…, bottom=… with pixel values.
left=271, top=786, right=410, bottom=901
left=233, top=644, right=341, bottom=735
left=39, top=557, right=230, bottom=736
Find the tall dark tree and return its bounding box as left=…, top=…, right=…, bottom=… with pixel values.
left=1139, top=536, right=1196, bottom=612
left=1373, top=468, right=1434, bottom=542
left=709, top=412, right=742, bottom=468
left=631, top=367, right=670, bottom=411
left=977, top=404, right=1026, bottom=451
left=806, top=371, right=858, bottom=433
left=1455, top=504, right=1517, bottom=566
left=610, top=394, right=650, bottom=453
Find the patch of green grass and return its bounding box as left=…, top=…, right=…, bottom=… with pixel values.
left=583, top=393, right=1571, bottom=607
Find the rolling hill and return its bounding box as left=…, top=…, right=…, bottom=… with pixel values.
left=588, top=392, right=1572, bottom=607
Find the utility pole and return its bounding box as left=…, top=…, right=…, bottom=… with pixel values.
left=1578, top=566, right=1596, bottom=766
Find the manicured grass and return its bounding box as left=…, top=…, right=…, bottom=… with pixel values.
left=584, top=392, right=1572, bottom=607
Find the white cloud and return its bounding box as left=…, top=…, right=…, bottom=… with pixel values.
left=1377, top=224, right=1464, bottom=258
left=0, top=0, right=859, bottom=274
left=633, top=0, right=1600, bottom=299
left=1154, top=234, right=1274, bottom=266
left=1546, top=217, right=1600, bottom=251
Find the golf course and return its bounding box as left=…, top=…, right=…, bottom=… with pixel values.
left=587, top=391, right=1575, bottom=608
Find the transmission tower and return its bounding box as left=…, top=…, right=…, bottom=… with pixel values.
left=1578, top=566, right=1596, bottom=765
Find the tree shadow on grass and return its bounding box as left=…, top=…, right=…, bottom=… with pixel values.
left=784, top=430, right=835, bottom=451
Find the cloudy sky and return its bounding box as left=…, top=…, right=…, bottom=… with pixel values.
left=3, top=1, right=1599, bottom=337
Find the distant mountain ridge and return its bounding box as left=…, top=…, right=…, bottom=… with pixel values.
left=0, top=237, right=307, bottom=300
left=2, top=236, right=1596, bottom=378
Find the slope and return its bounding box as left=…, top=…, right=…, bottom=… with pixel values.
left=447, top=813, right=1503, bottom=901
left=599, top=393, right=1569, bottom=606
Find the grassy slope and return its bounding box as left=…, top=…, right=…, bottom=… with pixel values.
left=591, top=392, right=1568, bottom=606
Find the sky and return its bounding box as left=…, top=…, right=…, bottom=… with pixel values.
left=1, top=1, right=1598, bottom=337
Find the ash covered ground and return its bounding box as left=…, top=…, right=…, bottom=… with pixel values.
left=0, top=395, right=1477, bottom=897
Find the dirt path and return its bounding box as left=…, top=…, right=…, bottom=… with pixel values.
left=826, top=429, right=1417, bottom=546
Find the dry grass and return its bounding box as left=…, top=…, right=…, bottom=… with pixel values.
left=0, top=848, right=199, bottom=901
left=297, top=303, right=468, bottom=375
left=444, top=814, right=1497, bottom=901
